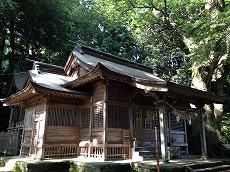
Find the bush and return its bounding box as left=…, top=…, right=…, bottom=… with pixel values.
left=221, top=112, right=230, bottom=144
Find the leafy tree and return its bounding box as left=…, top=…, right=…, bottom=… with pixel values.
left=71, top=1, right=138, bottom=60
left=221, top=112, right=230, bottom=143
left=93, top=23, right=137, bottom=60
left=0, top=0, right=79, bottom=97
left=93, top=0, right=192, bottom=84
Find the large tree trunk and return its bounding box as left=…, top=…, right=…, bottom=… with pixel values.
left=5, top=16, right=16, bottom=97
left=192, top=0, right=228, bottom=135
left=0, top=26, right=6, bottom=97
left=0, top=35, right=5, bottom=78
left=9, top=16, right=15, bottom=73
left=191, top=0, right=229, bottom=157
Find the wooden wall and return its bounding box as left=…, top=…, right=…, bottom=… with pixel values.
left=92, top=82, right=105, bottom=103
left=46, top=126, right=78, bottom=143
left=45, top=105, right=80, bottom=144
left=107, top=128, right=126, bottom=143
left=79, top=128, right=89, bottom=141
left=108, top=81, right=130, bottom=103
left=91, top=128, right=103, bottom=144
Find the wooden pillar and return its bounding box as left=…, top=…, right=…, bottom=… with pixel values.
left=184, top=119, right=189, bottom=154
left=8, top=108, right=13, bottom=127
left=129, top=106, right=133, bottom=140
left=89, top=97, right=93, bottom=140
left=40, top=104, right=47, bottom=159
left=102, top=84, right=108, bottom=161
left=88, top=96, right=93, bottom=158
left=159, top=105, right=169, bottom=161
left=129, top=92, right=133, bottom=143
left=199, top=111, right=207, bottom=158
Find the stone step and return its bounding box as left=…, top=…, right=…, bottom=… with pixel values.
left=132, top=150, right=158, bottom=161
left=218, top=169, right=230, bottom=172
left=194, top=164, right=230, bottom=172
left=139, top=151, right=155, bottom=156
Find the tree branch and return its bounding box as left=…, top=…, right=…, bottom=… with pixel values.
left=126, top=0, right=167, bottom=17
left=164, top=0, right=167, bottom=15
left=126, top=0, right=196, bottom=52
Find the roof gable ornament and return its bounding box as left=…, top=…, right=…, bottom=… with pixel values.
left=69, top=40, right=84, bottom=55
left=32, top=62, right=40, bottom=74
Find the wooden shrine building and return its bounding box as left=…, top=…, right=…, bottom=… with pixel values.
left=1, top=45, right=229, bottom=161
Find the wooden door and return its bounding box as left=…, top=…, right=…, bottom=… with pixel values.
left=132, top=108, right=160, bottom=143
left=20, top=109, right=33, bottom=156
left=31, top=107, right=45, bottom=157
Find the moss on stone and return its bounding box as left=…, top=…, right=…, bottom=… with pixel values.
left=70, top=162, right=131, bottom=172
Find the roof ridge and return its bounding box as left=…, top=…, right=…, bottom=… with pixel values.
left=26, top=58, right=64, bottom=69
left=74, top=44, right=155, bottom=74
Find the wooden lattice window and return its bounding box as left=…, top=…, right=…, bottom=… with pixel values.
left=144, top=110, right=159, bottom=129
left=81, top=108, right=90, bottom=128
left=93, top=104, right=103, bottom=128
left=9, top=107, right=25, bottom=127
left=133, top=109, right=142, bottom=129
left=48, top=107, right=79, bottom=126
left=108, top=105, right=129, bottom=129
left=133, top=108, right=159, bottom=129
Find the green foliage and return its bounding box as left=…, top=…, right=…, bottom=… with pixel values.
left=94, top=0, right=192, bottom=85
left=12, top=162, right=27, bottom=172
left=94, top=23, right=137, bottom=60
left=221, top=112, right=230, bottom=143
left=0, top=158, right=6, bottom=167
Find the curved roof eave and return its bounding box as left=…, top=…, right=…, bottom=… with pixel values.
left=167, top=82, right=230, bottom=104
left=31, top=82, right=90, bottom=99
left=1, top=80, right=90, bottom=106
left=1, top=82, right=36, bottom=106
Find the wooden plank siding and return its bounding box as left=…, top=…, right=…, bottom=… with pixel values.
left=169, top=111, right=188, bottom=154
left=0, top=130, right=21, bottom=155
left=46, top=126, right=79, bottom=143
left=44, top=125, right=79, bottom=158
left=107, top=128, right=124, bottom=143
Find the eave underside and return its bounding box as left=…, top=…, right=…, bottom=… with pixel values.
left=3, top=82, right=90, bottom=106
